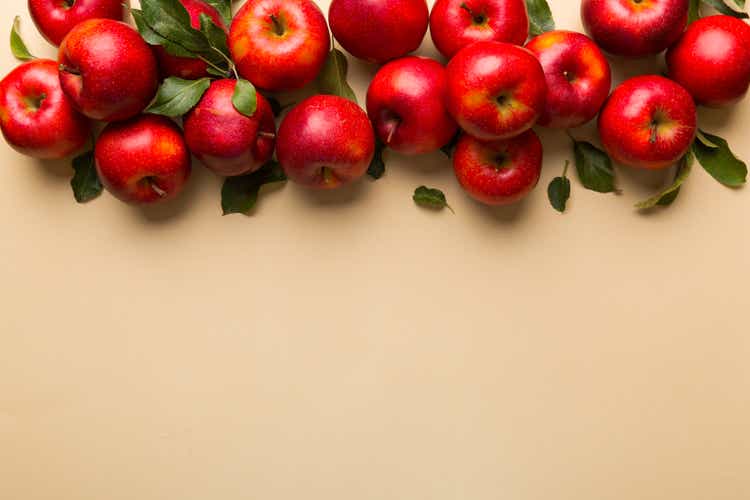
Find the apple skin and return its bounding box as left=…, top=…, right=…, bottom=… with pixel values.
left=95, top=114, right=191, bottom=205
left=0, top=60, right=91, bottom=159
left=183, top=79, right=276, bottom=177
left=329, top=0, right=429, bottom=64
left=666, top=15, right=750, bottom=108
left=429, top=0, right=529, bottom=60
left=58, top=19, right=158, bottom=122
left=445, top=41, right=546, bottom=141
left=277, top=95, right=375, bottom=189
left=28, top=0, right=123, bottom=46
left=581, top=0, right=688, bottom=57
left=453, top=130, right=542, bottom=206
left=598, top=75, right=696, bottom=170
left=229, top=0, right=330, bottom=91
left=525, top=30, right=611, bottom=129
left=366, top=56, right=457, bottom=155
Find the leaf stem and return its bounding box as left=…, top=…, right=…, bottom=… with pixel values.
left=197, top=54, right=230, bottom=78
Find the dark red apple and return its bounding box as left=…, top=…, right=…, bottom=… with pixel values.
left=28, top=0, right=123, bottom=46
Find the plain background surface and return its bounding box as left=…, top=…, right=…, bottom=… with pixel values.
left=1, top=1, right=749, bottom=499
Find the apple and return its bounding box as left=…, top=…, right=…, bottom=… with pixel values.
left=277, top=95, right=375, bottom=189
left=598, top=75, right=696, bottom=170
left=453, top=130, right=542, bottom=205
left=229, top=0, right=330, bottom=91
left=95, top=114, right=191, bottom=204
left=366, top=56, right=457, bottom=155
left=183, top=79, right=276, bottom=177
left=28, top=0, right=123, bottom=46
left=58, top=19, right=158, bottom=122
left=581, top=0, right=688, bottom=57
left=0, top=59, right=90, bottom=159
left=525, top=30, right=611, bottom=129
left=666, top=15, right=750, bottom=108
left=329, top=0, right=429, bottom=64
left=445, top=41, right=546, bottom=140
left=429, top=0, right=529, bottom=60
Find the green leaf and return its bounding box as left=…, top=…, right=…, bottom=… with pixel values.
left=700, top=0, right=749, bottom=18
left=572, top=139, right=619, bottom=193
left=231, top=79, right=257, bottom=117
left=635, top=151, right=693, bottom=209
left=140, top=0, right=210, bottom=54
left=222, top=161, right=287, bottom=215
left=695, top=129, right=719, bottom=149
left=367, top=140, right=386, bottom=179
left=440, top=131, right=461, bottom=159
left=734, top=0, right=746, bottom=9
left=526, top=0, right=556, bottom=36
left=692, top=130, right=747, bottom=187
left=199, top=13, right=229, bottom=61
left=413, top=186, right=454, bottom=213
left=10, top=16, right=34, bottom=61
left=316, top=48, right=358, bottom=104
left=70, top=150, right=103, bottom=203
left=688, top=0, right=701, bottom=23
left=547, top=161, right=571, bottom=213
left=146, top=77, right=211, bottom=117
left=131, top=8, right=195, bottom=58
left=203, top=0, right=232, bottom=27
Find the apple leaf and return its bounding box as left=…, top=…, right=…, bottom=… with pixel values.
left=413, top=186, right=454, bottom=213
left=203, top=0, right=233, bottom=27
left=146, top=77, right=211, bottom=117
left=198, top=13, right=230, bottom=61
left=692, top=130, right=747, bottom=187
left=141, top=0, right=209, bottom=53
left=440, top=132, right=461, bottom=159
left=700, top=0, right=749, bottom=18
left=547, top=161, right=571, bottom=213
left=635, top=151, right=693, bottom=209
left=572, top=139, right=619, bottom=193
left=317, top=48, right=358, bottom=104
left=688, top=0, right=702, bottom=23
left=70, top=150, right=103, bottom=203
left=232, top=79, right=257, bottom=117
left=526, top=0, right=556, bottom=36
left=10, top=16, right=34, bottom=61
left=367, top=140, right=387, bottom=179
left=131, top=8, right=195, bottom=58
left=222, top=161, right=287, bottom=216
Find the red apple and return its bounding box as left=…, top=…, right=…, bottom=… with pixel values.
left=366, top=56, right=457, bottom=155
left=28, top=0, right=123, bottom=46
left=58, top=19, right=158, bottom=122
left=453, top=130, right=542, bottom=206
left=429, top=0, right=529, bottom=60
left=581, top=0, right=688, bottom=57
left=329, top=0, right=429, bottom=64
left=95, top=114, right=191, bottom=204
left=0, top=59, right=90, bottom=159
left=525, top=30, right=611, bottom=129
left=598, top=75, right=696, bottom=170
left=183, top=79, right=276, bottom=177
left=445, top=41, right=546, bottom=140
left=277, top=95, right=375, bottom=189
left=666, top=15, right=750, bottom=108
left=229, top=0, right=329, bottom=91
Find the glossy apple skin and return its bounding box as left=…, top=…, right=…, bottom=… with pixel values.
left=446, top=41, right=546, bottom=140
left=183, top=79, right=276, bottom=177
left=366, top=57, right=457, bottom=155
left=277, top=95, right=375, bottom=189
left=95, top=115, right=191, bottom=204
left=329, top=0, right=428, bottom=64
left=598, top=76, right=696, bottom=170
left=58, top=19, right=158, bottom=122
left=581, top=0, right=688, bottom=57
left=429, top=0, right=529, bottom=60
left=229, top=0, right=330, bottom=91
left=666, top=15, right=750, bottom=107
left=28, top=0, right=123, bottom=46
left=453, top=130, right=542, bottom=206
left=155, top=0, right=227, bottom=80
left=525, top=30, right=611, bottom=128
left=0, top=60, right=90, bottom=159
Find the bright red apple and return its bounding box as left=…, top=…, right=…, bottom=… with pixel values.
left=277, top=95, right=375, bottom=189
left=95, top=114, right=191, bottom=204
left=598, top=75, right=696, bottom=170
left=366, top=56, right=457, bottom=155
left=666, top=15, right=750, bottom=108
left=581, top=0, right=688, bottom=57
left=445, top=41, right=546, bottom=140
left=429, top=0, right=529, bottom=60
left=525, top=30, right=611, bottom=129
left=183, top=79, right=276, bottom=177
left=28, top=0, right=123, bottom=46
left=229, top=0, right=330, bottom=91
left=329, top=0, right=429, bottom=64
left=58, top=19, right=158, bottom=122
left=453, top=130, right=543, bottom=206
left=0, top=59, right=90, bottom=159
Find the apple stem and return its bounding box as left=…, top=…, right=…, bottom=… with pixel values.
left=384, top=119, right=400, bottom=145
left=258, top=131, right=276, bottom=140
left=460, top=3, right=486, bottom=24
left=270, top=14, right=285, bottom=36
left=59, top=64, right=80, bottom=76
left=148, top=179, right=167, bottom=198
left=649, top=121, right=658, bottom=144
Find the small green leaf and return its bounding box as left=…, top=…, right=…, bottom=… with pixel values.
left=695, top=129, right=719, bottom=149
left=547, top=161, right=571, bottom=213
left=692, top=130, right=747, bottom=187
left=70, top=150, right=103, bottom=203
left=316, top=48, right=358, bottom=104
left=367, top=140, right=386, bottom=179
left=141, top=0, right=210, bottom=53
left=199, top=13, right=229, bottom=61
left=232, top=79, right=257, bottom=117
left=413, top=186, right=453, bottom=213
left=700, top=0, right=749, bottom=18
left=146, top=77, right=211, bottom=117
left=221, top=161, right=287, bottom=215
left=131, top=8, right=195, bottom=58
left=572, top=139, right=619, bottom=193
left=635, top=151, right=693, bottom=209
left=204, top=0, right=232, bottom=27
left=526, top=0, right=556, bottom=36
left=734, top=0, right=746, bottom=9
left=10, top=16, right=34, bottom=61
left=688, top=0, right=701, bottom=23
left=440, top=131, right=461, bottom=159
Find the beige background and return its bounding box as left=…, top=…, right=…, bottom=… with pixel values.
left=1, top=1, right=749, bottom=499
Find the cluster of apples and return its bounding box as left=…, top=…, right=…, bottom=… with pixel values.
left=0, top=0, right=748, bottom=212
